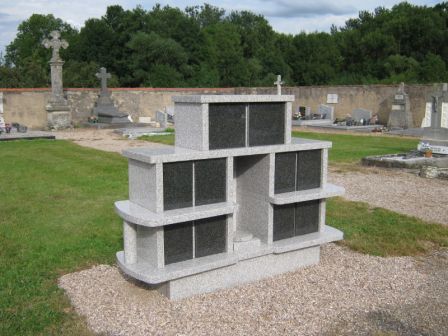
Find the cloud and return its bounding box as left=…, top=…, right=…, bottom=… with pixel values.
left=257, top=0, right=357, bottom=18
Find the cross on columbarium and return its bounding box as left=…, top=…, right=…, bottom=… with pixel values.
left=42, top=31, right=68, bottom=62
left=96, top=67, right=112, bottom=94
left=274, top=75, right=284, bottom=95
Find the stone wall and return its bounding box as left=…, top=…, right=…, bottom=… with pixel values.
left=236, top=84, right=436, bottom=127
left=0, top=84, right=439, bottom=129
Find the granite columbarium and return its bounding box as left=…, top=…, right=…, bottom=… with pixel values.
left=42, top=31, right=70, bottom=129
left=93, top=67, right=130, bottom=124
left=115, top=94, right=345, bottom=299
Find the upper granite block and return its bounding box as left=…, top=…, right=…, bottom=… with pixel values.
left=173, top=95, right=295, bottom=103
left=173, top=95, right=294, bottom=151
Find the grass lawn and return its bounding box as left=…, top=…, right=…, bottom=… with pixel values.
left=0, top=137, right=446, bottom=335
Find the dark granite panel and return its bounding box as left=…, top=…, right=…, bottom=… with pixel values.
left=248, top=103, right=285, bottom=146
left=195, top=158, right=227, bottom=206
left=273, top=203, right=295, bottom=241
left=275, top=152, right=296, bottom=194
left=163, top=161, right=193, bottom=210
left=297, top=150, right=322, bottom=191
left=194, top=215, right=227, bottom=258
left=164, top=222, right=193, bottom=265
left=209, top=103, right=246, bottom=150
left=295, top=200, right=320, bottom=236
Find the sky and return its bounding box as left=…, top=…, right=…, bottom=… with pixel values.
left=0, top=0, right=440, bottom=54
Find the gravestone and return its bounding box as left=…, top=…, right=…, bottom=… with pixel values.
left=155, top=110, right=168, bottom=129
left=42, top=31, right=71, bottom=129
left=418, top=84, right=448, bottom=154
left=93, top=67, right=130, bottom=124
left=421, top=83, right=448, bottom=129
left=274, top=75, right=284, bottom=95
left=114, top=94, right=344, bottom=300
left=0, top=92, right=4, bottom=129
left=318, top=104, right=334, bottom=121
left=388, top=82, right=413, bottom=129
left=352, top=108, right=372, bottom=123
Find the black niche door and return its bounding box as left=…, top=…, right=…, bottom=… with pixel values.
left=297, top=150, right=321, bottom=191
left=209, top=103, right=246, bottom=150
left=163, top=161, right=193, bottom=210
left=195, top=158, right=226, bottom=206
left=248, top=103, right=285, bottom=146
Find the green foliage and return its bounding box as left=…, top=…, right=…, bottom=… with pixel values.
left=2, top=2, right=448, bottom=87
left=0, top=140, right=127, bottom=335
left=328, top=197, right=448, bottom=257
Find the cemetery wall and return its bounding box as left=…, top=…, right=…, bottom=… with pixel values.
left=237, top=84, right=435, bottom=127
left=0, top=87, right=234, bottom=129
left=0, top=84, right=438, bottom=129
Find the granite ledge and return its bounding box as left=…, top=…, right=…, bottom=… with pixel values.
left=123, top=137, right=332, bottom=164
left=115, top=200, right=235, bottom=227
left=117, top=251, right=238, bottom=284
left=273, top=225, right=343, bottom=254
left=269, top=184, right=345, bottom=205
left=172, top=94, right=295, bottom=104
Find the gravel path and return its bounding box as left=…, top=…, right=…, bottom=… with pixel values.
left=59, top=244, right=448, bottom=336
left=55, top=128, right=171, bottom=153
left=329, top=167, right=448, bottom=225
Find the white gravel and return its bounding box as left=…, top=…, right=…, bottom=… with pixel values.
left=329, top=167, right=448, bottom=225
left=59, top=244, right=448, bottom=336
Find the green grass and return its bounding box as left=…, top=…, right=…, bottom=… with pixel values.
left=138, top=133, right=175, bottom=145
left=292, top=131, right=418, bottom=163
left=0, top=140, right=127, bottom=335
left=328, top=198, right=448, bottom=256
left=0, top=139, right=446, bottom=334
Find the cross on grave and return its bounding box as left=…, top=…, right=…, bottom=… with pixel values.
left=274, top=75, right=284, bottom=95
left=42, top=31, right=68, bottom=62
left=96, top=67, right=111, bottom=94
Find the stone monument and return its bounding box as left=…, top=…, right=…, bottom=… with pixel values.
left=274, top=75, right=284, bottom=95
left=388, top=82, right=413, bottom=129
left=418, top=84, right=448, bottom=155
left=93, top=67, right=129, bottom=124
left=114, top=94, right=345, bottom=300
left=42, top=31, right=71, bottom=129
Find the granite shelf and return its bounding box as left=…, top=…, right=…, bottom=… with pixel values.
left=269, top=184, right=345, bottom=205
left=117, top=251, right=238, bottom=284
left=273, top=225, right=343, bottom=254
left=172, top=94, right=295, bottom=104
left=122, top=137, right=332, bottom=164
left=115, top=200, right=235, bottom=227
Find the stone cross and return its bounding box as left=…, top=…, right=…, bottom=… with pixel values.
left=274, top=75, right=284, bottom=95
left=96, top=67, right=111, bottom=94
left=42, top=31, right=68, bottom=62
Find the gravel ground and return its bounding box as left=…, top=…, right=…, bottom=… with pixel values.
left=329, top=167, right=448, bottom=225
left=59, top=244, right=448, bottom=336
left=55, top=128, right=171, bottom=153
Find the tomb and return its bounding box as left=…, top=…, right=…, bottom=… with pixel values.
left=115, top=94, right=345, bottom=299
left=388, top=82, right=413, bottom=129
left=292, top=104, right=334, bottom=126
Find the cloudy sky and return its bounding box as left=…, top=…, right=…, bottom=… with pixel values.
left=0, top=0, right=439, bottom=54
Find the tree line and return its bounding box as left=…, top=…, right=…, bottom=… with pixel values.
left=1, top=2, right=447, bottom=88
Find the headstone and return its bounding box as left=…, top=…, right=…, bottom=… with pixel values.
left=421, top=83, right=448, bottom=129
left=115, top=94, right=345, bottom=300
left=388, top=82, right=413, bottom=129
left=42, top=31, right=71, bottom=129
left=317, top=104, right=334, bottom=121
left=0, top=92, right=4, bottom=129
left=155, top=110, right=168, bottom=129
left=352, top=108, right=372, bottom=122
left=93, top=67, right=130, bottom=124
left=418, top=83, right=448, bottom=154
left=274, top=75, right=284, bottom=95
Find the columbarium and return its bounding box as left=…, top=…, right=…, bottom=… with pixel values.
left=115, top=94, right=344, bottom=300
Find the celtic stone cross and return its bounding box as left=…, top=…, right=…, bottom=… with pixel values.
left=42, top=31, right=68, bottom=62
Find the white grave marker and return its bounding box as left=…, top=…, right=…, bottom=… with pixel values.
left=421, top=102, right=448, bottom=128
